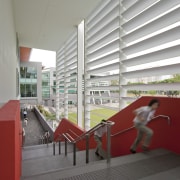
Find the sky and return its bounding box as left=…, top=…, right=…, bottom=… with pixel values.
left=29, top=48, right=56, bottom=68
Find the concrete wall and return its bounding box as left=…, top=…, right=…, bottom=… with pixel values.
left=34, top=106, right=54, bottom=141
left=0, top=100, right=22, bottom=180
left=0, top=0, right=20, bottom=104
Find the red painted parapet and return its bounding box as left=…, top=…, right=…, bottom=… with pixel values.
left=54, top=118, right=97, bottom=150
left=109, top=96, right=180, bottom=156
left=54, top=118, right=85, bottom=141
left=54, top=97, right=180, bottom=157
left=0, top=100, right=22, bottom=180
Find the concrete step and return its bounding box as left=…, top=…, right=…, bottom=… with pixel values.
left=139, top=166, right=180, bottom=180
left=22, top=142, right=75, bottom=160
left=23, top=143, right=54, bottom=151
left=22, top=149, right=100, bottom=178
left=21, top=149, right=175, bottom=180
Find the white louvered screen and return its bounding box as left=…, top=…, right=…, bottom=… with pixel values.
left=120, top=0, right=180, bottom=99
left=56, top=30, right=78, bottom=120
left=85, top=0, right=120, bottom=98
left=56, top=0, right=180, bottom=129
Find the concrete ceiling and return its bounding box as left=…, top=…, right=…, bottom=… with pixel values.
left=13, top=0, right=102, bottom=51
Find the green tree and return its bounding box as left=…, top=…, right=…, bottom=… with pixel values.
left=111, top=80, right=119, bottom=86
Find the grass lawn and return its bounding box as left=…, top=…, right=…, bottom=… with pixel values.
left=68, top=108, right=118, bottom=128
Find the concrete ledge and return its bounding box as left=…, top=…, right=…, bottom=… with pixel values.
left=34, top=106, right=54, bottom=141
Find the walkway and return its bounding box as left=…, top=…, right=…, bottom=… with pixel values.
left=21, top=110, right=45, bottom=146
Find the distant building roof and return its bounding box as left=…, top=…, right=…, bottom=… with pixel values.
left=20, top=47, right=32, bottom=62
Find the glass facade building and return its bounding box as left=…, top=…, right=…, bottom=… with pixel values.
left=20, top=66, right=37, bottom=97
left=42, top=71, right=50, bottom=98
left=20, top=61, right=42, bottom=104
left=42, top=67, right=56, bottom=106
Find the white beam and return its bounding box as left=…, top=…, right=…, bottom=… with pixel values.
left=123, top=26, right=180, bottom=56
left=122, top=45, right=180, bottom=67
left=123, top=63, right=180, bottom=79
left=122, top=7, right=180, bottom=44
left=123, top=83, right=180, bottom=91
left=122, top=0, right=180, bottom=32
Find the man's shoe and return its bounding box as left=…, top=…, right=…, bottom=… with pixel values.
left=130, top=149, right=136, bottom=154
left=142, top=146, right=149, bottom=152
left=100, top=156, right=104, bottom=160
left=95, top=151, right=100, bottom=156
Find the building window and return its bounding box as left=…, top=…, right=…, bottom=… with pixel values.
left=42, top=72, right=50, bottom=98
left=53, top=72, right=56, bottom=77
left=20, top=66, right=37, bottom=97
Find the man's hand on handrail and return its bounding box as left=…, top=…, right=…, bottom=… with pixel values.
left=101, top=120, right=115, bottom=126
left=151, top=115, right=171, bottom=124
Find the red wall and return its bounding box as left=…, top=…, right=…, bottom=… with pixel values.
left=0, top=100, right=22, bottom=180
left=54, top=97, right=180, bottom=157
left=109, top=96, right=180, bottom=156
left=54, top=119, right=97, bottom=150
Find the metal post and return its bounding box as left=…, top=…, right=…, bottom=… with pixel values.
left=86, top=134, right=89, bottom=164
left=107, top=124, right=112, bottom=164
left=65, top=139, right=67, bottom=156
left=73, top=143, right=76, bottom=166
left=59, top=141, right=61, bottom=155
left=53, top=142, right=55, bottom=156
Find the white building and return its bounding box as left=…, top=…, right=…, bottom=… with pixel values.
left=42, top=67, right=56, bottom=106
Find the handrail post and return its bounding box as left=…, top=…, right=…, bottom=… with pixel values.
left=85, top=134, right=90, bottom=164
left=107, top=123, right=112, bottom=164
left=59, top=141, right=61, bottom=155
left=53, top=142, right=55, bottom=156
left=73, top=143, right=76, bottom=166
left=65, top=139, right=67, bottom=156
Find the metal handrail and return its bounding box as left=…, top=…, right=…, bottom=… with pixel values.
left=72, top=121, right=114, bottom=143
left=62, top=133, right=74, bottom=142
left=111, top=114, right=170, bottom=137
left=77, top=121, right=114, bottom=143
left=68, top=129, right=79, bottom=138
left=59, top=120, right=114, bottom=165
left=63, top=122, right=103, bottom=143
left=151, top=115, right=170, bottom=125
left=111, top=126, right=134, bottom=137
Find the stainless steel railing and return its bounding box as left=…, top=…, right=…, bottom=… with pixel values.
left=53, top=114, right=170, bottom=165
left=54, top=121, right=115, bottom=166
left=111, top=115, right=170, bottom=137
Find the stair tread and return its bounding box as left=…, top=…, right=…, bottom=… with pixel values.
left=22, top=143, right=76, bottom=160
left=21, top=149, right=173, bottom=179
left=139, top=166, right=180, bottom=180
left=22, top=149, right=100, bottom=177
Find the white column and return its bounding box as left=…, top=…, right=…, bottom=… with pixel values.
left=56, top=65, right=60, bottom=120
left=84, top=20, right=91, bottom=130
left=92, top=91, right=95, bottom=104
left=119, top=0, right=127, bottom=110
left=99, top=91, right=102, bottom=105
left=64, top=50, right=68, bottom=119
left=77, top=21, right=84, bottom=128
left=84, top=75, right=91, bottom=130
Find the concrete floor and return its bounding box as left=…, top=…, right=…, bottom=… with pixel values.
left=21, top=148, right=180, bottom=180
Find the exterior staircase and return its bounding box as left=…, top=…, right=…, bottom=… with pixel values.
left=21, top=146, right=180, bottom=180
